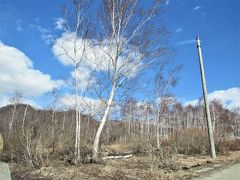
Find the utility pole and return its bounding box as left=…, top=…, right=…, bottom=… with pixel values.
left=196, top=36, right=216, bottom=159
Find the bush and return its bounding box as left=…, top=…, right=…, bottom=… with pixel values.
left=171, top=128, right=240, bottom=155
left=172, top=128, right=209, bottom=155
left=228, top=139, right=240, bottom=151
left=216, top=139, right=240, bottom=153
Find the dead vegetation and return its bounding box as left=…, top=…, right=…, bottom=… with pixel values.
left=9, top=150, right=240, bottom=180
left=0, top=102, right=240, bottom=179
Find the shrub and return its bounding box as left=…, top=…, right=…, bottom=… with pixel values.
left=216, top=139, right=240, bottom=153
left=172, top=128, right=209, bottom=155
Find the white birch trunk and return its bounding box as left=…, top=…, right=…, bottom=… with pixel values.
left=128, top=107, right=132, bottom=139
left=147, top=110, right=150, bottom=137
left=212, top=105, right=216, bottom=132
left=128, top=119, right=131, bottom=139
left=87, top=116, right=90, bottom=141
left=51, top=109, right=55, bottom=152
left=92, top=82, right=116, bottom=161
left=157, top=124, right=160, bottom=149
left=59, top=112, right=66, bottom=144
left=78, top=110, right=81, bottom=157
left=9, top=104, right=17, bottom=135
left=74, top=108, right=79, bottom=157
left=22, top=104, right=29, bottom=135
left=74, top=66, right=81, bottom=163
left=141, top=119, right=143, bottom=141
left=124, top=120, right=127, bottom=144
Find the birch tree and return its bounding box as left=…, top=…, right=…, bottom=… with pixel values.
left=155, top=65, right=180, bottom=148
left=92, top=0, right=170, bottom=161
left=9, top=91, right=23, bottom=135
left=54, top=0, right=93, bottom=164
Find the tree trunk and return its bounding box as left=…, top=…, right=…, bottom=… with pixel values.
left=128, top=119, right=131, bottom=139
left=51, top=110, right=55, bottom=152
left=92, top=82, right=116, bottom=162
left=147, top=111, right=150, bottom=137
left=9, top=104, right=17, bottom=135
left=74, top=66, right=81, bottom=164
left=141, top=119, right=143, bottom=141
left=78, top=110, right=81, bottom=157
left=59, top=112, right=66, bottom=145
left=157, top=124, right=160, bottom=149
left=22, top=104, right=29, bottom=135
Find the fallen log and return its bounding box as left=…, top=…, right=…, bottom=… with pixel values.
left=102, top=154, right=133, bottom=160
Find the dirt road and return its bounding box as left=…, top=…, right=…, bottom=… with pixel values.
left=0, top=161, right=11, bottom=180
left=197, top=163, right=240, bottom=180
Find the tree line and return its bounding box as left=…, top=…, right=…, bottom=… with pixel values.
left=0, top=96, right=239, bottom=168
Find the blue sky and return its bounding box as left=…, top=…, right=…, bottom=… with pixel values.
left=164, top=0, right=240, bottom=101
left=0, top=0, right=239, bottom=110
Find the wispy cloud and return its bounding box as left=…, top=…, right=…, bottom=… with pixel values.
left=29, top=23, right=55, bottom=44
left=194, top=5, right=201, bottom=10
left=16, top=19, right=22, bottom=31
left=175, top=39, right=195, bottom=46
left=54, top=17, right=65, bottom=31
left=193, top=5, right=206, bottom=17
left=165, top=0, right=170, bottom=5
left=176, top=27, right=183, bottom=33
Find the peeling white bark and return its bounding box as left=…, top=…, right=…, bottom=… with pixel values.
left=22, top=104, right=29, bottom=135
left=157, top=124, right=160, bottom=149
left=9, top=104, right=17, bottom=135
left=74, top=66, right=81, bottom=163
left=102, top=154, right=133, bottom=160
left=92, top=82, right=116, bottom=161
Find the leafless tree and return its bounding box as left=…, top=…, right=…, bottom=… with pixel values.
left=56, top=0, right=93, bottom=164
left=154, top=65, right=180, bottom=148
left=9, top=91, right=23, bottom=135
left=91, top=0, right=170, bottom=161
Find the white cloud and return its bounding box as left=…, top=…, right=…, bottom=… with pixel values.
left=184, top=99, right=199, bottom=107
left=70, top=66, right=96, bottom=91
left=194, top=6, right=201, bottom=10
left=60, top=95, right=105, bottom=117
left=0, top=93, right=40, bottom=108
left=53, top=32, right=120, bottom=71
left=175, top=39, right=195, bottom=46
left=0, top=42, right=63, bottom=97
left=52, top=32, right=92, bottom=67
left=60, top=94, right=120, bottom=119
left=52, top=32, right=143, bottom=89
left=208, top=88, right=240, bottom=110
left=54, top=17, right=65, bottom=31
left=185, top=87, right=240, bottom=110
left=176, top=27, right=183, bottom=33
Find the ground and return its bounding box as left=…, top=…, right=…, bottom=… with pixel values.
left=195, top=163, right=240, bottom=180
left=0, top=161, right=11, bottom=180
left=8, top=151, right=240, bottom=180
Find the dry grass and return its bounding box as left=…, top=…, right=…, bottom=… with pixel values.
left=173, top=129, right=209, bottom=155
left=10, top=151, right=240, bottom=180
left=216, top=139, right=240, bottom=153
